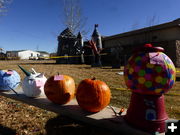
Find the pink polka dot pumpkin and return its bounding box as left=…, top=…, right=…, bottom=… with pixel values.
left=124, top=44, right=176, bottom=95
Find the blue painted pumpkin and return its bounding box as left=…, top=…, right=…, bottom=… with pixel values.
left=0, top=70, right=21, bottom=90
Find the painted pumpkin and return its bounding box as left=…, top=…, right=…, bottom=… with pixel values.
left=19, top=65, right=47, bottom=97
left=76, top=78, right=111, bottom=112
left=0, top=70, right=20, bottom=91
left=124, top=44, right=176, bottom=95
left=44, top=75, right=75, bottom=105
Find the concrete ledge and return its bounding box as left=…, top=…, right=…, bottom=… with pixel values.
left=0, top=88, right=164, bottom=135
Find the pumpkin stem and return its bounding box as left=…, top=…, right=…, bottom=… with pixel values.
left=92, top=77, right=96, bottom=80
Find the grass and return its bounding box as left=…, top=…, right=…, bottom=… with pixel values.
left=0, top=60, right=180, bottom=134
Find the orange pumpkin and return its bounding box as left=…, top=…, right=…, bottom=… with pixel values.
left=44, top=75, right=75, bottom=105
left=76, top=78, right=111, bottom=112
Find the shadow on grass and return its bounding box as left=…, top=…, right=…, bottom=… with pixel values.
left=45, top=115, right=114, bottom=135
left=0, top=125, right=16, bottom=135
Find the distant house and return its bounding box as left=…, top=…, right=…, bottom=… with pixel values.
left=0, top=52, right=6, bottom=60
left=6, top=50, right=40, bottom=60
left=0, top=48, right=6, bottom=60
left=37, top=51, right=50, bottom=59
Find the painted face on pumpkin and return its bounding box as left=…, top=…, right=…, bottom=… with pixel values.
left=18, top=65, right=47, bottom=97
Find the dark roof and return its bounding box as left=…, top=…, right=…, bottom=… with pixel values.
left=37, top=51, right=49, bottom=54
left=92, top=24, right=100, bottom=37
left=102, top=18, right=180, bottom=41
left=77, top=32, right=82, bottom=39
left=6, top=50, right=26, bottom=53
left=59, top=27, right=76, bottom=38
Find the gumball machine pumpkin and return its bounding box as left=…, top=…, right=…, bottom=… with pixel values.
left=18, top=65, right=47, bottom=97
left=0, top=70, right=20, bottom=91
left=124, top=44, right=176, bottom=133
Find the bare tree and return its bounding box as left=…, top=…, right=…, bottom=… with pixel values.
left=61, top=0, right=88, bottom=36
left=0, top=0, right=12, bottom=16
left=144, top=14, right=159, bottom=43
left=146, top=14, right=159, bottom=27
left=131, top=21, right=139, bottom=31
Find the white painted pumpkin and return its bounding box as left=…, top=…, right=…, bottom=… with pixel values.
left=19, top=66, right=47, bottom=97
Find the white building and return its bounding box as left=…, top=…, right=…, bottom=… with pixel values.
left=37, top=51, right=50, bottom=59
left=6, top=50, right=41, bottom=60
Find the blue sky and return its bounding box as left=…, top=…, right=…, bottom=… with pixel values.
left=0, top=0, right=180, bottom=53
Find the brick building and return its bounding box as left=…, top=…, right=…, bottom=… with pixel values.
left=101, top=18, right=180, bottom=67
